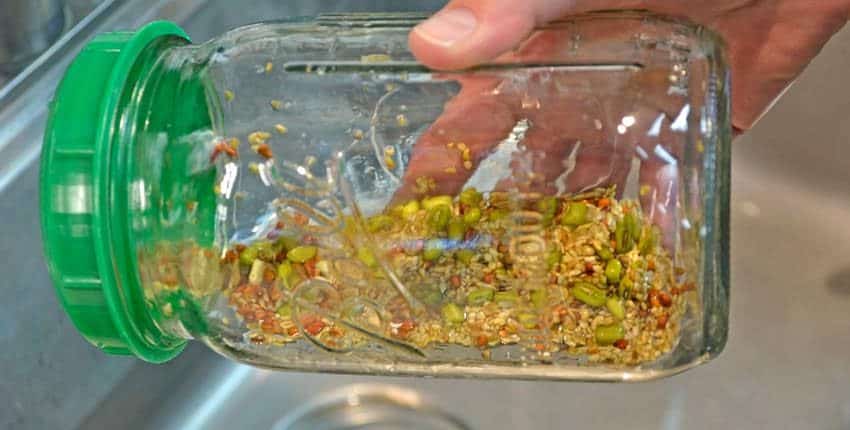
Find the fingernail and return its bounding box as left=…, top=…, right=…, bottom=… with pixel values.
left=414, top=8, right=478, bottom=47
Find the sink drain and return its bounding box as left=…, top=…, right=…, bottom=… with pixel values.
left=273, top=384, right=469, bottom=430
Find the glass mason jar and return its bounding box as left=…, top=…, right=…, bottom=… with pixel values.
left=40, top=12, right=730, bottom=381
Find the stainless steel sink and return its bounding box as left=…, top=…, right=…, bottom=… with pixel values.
left=2, top=1, right=849, bottom=429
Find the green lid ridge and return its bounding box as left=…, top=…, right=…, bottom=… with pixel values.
left=40, top=21, right=192, bottom=363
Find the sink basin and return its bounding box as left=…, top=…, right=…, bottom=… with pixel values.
left=2, top=1, right=849, bottom=429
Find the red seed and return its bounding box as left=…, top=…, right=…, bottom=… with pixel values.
left=613, top=339, right=629, bottom=350
left=396, top=319, right=415, bottom=338
left=256, top=143, right=273, bottom=159
left=450, top=275, right=461, bottom=288
left=648, top=289, right=661, bottom=308
left=658, top=291, right=673, bottom=307
left=476, top=335, right=489, bottom=347
left=657, top=313, right=669, bottom=329
left=210, top=141, right=237, bottom=162
left=483, top=272, right=495, bottom=284
left=303, top=317, right=326, bottom=336
left=221, top=143, right=237, bottom=158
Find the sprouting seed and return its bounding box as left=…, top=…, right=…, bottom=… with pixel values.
left=463, top=160, right=473, bottom=170
left=605, top=259, right=623, bottom=284
left=274, top=124, right=288, bottom=135
left=248, top=131, right=271, bottom=146
left=248, top=162, right=260, bottom=174
left=304, top=155, right=317, bottom=167
left=446, top=142, right=455, bottom=149
left=384, top=146, right=395, bottom=156
left=444, top=166, right=457, bottom=174
left=352, top=128, right=364, bottom=140
left=270, top=99, right=283, bottom=111
left=639, top=185, right=651, bottom=197
left=696, top=140, right=705, bottom=153
left=456, top=142, right=468, bottom=151
left=210, top=141, right=237, bottom=162
left=249, top=131, right=271, bottom=140
left=227, top=137, right=240, bottom=149
left=396, top=114, right=408, bottom=127
left=255, top=143, right=273, bottom=159
left=384, top=156, right=396, bottom=170
left=265, top=62, right=273, bottom=73
left=224, top=90, right=234, bottom=102
left=461, top=148, right=471, bottom=161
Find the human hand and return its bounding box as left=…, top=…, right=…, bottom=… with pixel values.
left=410, top=0, right=850, bottom=132
left=391, top=2, right=847, bottom=241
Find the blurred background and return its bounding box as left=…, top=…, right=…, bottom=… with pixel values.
left=1, top=1, right=848, bottom=429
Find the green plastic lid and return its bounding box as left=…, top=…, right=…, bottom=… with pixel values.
left=39, top=22, right=190, bottom=363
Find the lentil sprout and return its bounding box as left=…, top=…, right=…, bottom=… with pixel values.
left=157, top=186, right=686, bottom=366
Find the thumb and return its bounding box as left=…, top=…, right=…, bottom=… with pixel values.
left=410, top=0, right=576, bottom=70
